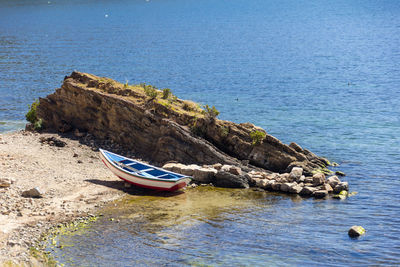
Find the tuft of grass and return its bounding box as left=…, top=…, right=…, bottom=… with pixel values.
left=250, top=130, right=266, bottom=145
left=162, top=88, right=171, bottom=99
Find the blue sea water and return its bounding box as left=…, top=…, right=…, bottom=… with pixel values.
left=1, top=0, right=400, bottom=265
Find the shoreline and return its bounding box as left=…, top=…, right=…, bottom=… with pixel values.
left=0, top=130, right=126, bottom=265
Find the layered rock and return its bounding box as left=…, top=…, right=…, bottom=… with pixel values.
left=36, top=71, right=329, bottom=177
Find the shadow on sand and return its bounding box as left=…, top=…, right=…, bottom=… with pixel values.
left=85, top=179, right=185, bottom=197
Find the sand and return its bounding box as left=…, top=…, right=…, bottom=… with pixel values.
left=0, top=131, right=126, bottom=265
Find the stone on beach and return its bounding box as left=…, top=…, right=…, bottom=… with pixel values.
left=180, top=164, right=201, bottom=176
left=0, top=178, right=12, bottom=188
left=348, top=226, right=366, bottom=237
left=289, top=184, right=303, bottom=194
left=321, top=183, right=333, bottom=193
left=21, top=187, right=43, bottom=198
left=193, top=168, right=218, bottom=183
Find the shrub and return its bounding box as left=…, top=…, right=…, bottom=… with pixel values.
left=250, top=130, right=266, bottom=145
left=203, top=104, right=220, bottom=119
left=34, top=119, right=43, bottom=131
left=144, top=86, right=158, bottom=99
left=162, top=88, right=171, bottom=99
left=123, top=81, right=129, bottom=89
left=220, top=126, right=229, bottom=137
left=26, top=100, right=40, bottom=123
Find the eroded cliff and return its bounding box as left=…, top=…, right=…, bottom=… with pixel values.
left=36, top=71, right=329, bottom=175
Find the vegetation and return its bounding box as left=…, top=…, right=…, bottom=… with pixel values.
left=162, top=88, right=171, bottom=99
left=26, top=100, right=43, bottom=131
left=250, top=130, right=266, bottom=145
left=203, top=104, right=220, bottom=120
left=220, top=126, right=229, bottom=138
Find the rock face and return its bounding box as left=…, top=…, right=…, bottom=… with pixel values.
left=37, top=71, right=328, bottom=176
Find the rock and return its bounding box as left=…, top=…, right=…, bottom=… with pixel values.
left=327, top=175, right=341, bottom=188
left=214, top=171, right=249, bottom=188
left=321, top=183, right=333, bottom=193
left=39, top=136, right=66, bottom=147
left=333, top=190, right=348, bottom=199
left=271, top=182, right=281, bottom=191
left=73, top=153, right=79, bottom=157
left=36, top=71, right=329, bottom=177
left=335, top=171, right=346, bottom=176
left=21, top=187, right=43, bottom=198
left=77, top=160, right=83, bottom=164
left=180, top=164, right=201, bottom=176
left=279, top=183, right=290, bottom=192
left=74, top=128, right=85, bottom=137
left=348, top=226, right=366, bottom=237
left=255, top=179, right=268, bottom=189
left=265, top=180, right=275, bottom=191
left=304, top=177, right=313, bottom=184
left=289, top=184, right=303, bottom=194
left=300, top=186, right=317, bottom=196
left=289, top=167, right=303, bottom=181
left=193, top=168, right=217, bottom=183
left=162, top=163, right=177, bottom=171
left=333, top=182, right=349, bottom=193
left=0, top=178, right=12, bottom=188
left=212, top=163, right=222, bottom=170
left=228, top=166, right=242, bottom=176
left=296, top=175, right=305, bottom=183
left=313, top=190, right=328, bottom=199
left=289, top=142, right=303, bottom=152
left=312, top=173, right=325, bottom=186
left=170, top=163, right=186, bottom=174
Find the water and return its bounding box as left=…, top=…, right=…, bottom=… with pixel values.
left=1, top=0, right=400, bottom=265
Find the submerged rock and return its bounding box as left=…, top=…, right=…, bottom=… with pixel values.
left=300, top=186, right=317, bottom=196
left=348, top=226, right=366, bottom=237
left=313, top=190, right=328, bottom=199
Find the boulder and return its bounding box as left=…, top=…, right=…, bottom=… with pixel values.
left=321, top=183, right=333, bottom=193
left=289, top=184, right=303, bottom=194
left=265, top=180, right=275, bottom=191
left=296, top=175, right=305, bottom=183
left=214, top=171, right=249, bottom=188
left=304, top=177, right=313, bottom=184
left=228, top=166, right=242, bottom=176
left=312, top=173, right=325, bottom=186
left=180, top=164, right=201, bottom=176
left=327, top=175, right=341, bottom=188
left=162, top=163, right=177, bottom=171
left=335, top=171, right=346, bottom=176
left=193, top=168, right=218, bottom=183
left=333, top=182, right=349, bottom=193
left=171, top=163, right=187, bottom=174
left=0, top=178, right=12, bottom=188
left=213, top=163, right=222, bottom=170
left=348, top=226, right=366, bottom=237
left=300, top=186, right=317, bottom=196
left=271, top=182, right=281, bottom=191
left=280, top=182, right=292, bottom=192
left=21, top=187, right=43, bottom=198
left=289, top=167, right=303, bottom=181
left=255, top=179, right=268, bottom=189
left=313, top=190, right=328, bottom=199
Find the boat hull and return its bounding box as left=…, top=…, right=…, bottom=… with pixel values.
left=100, top=151, right=191, bottom=191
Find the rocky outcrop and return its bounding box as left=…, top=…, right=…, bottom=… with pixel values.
left=36, top=71, right=329, bottom=177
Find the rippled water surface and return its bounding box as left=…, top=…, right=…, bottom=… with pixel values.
left=1, top=0, right=400, bottom=265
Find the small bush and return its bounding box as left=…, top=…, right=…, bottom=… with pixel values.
left=26, top=100, right=40, bottom=123
left=123, top=81, right=129, bottom=89
left=162, top=88, right=171, bottom=99
left=144, top=86, right=158, bottom=99
left=250, top=130, right=266, bottom=145
left=203, top=104, right=220, bottom=119
left=34, top=118, right=43, bottom=131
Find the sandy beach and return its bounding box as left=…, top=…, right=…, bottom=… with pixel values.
left=0, top=131, right=126, bottom=265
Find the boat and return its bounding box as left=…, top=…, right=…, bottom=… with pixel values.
left=99, top=149, right=191, bottom=191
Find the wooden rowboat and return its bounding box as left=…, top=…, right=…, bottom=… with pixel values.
left=99, top=149, right=191, bottom=191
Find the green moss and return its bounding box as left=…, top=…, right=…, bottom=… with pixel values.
left=250, top=130, right=266, bottom=145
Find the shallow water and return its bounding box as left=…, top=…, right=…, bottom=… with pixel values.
left=1, top=0, right=400, bottom=265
